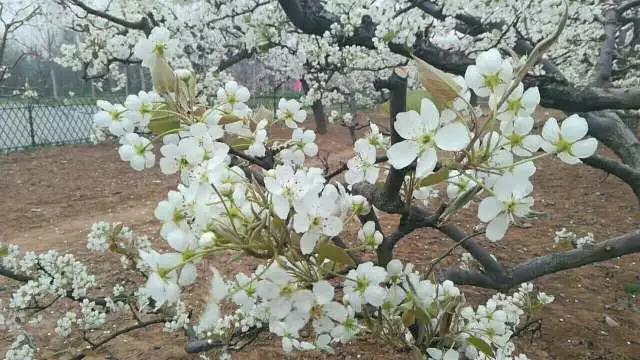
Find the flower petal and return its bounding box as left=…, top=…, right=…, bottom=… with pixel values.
left=542, top=118, right=560, bottom=143
left=387, top=140, right=419, bottom=170
left=560, top=114, right=588, bottom=142
left=478, top=196, right=502, bottom=222
left=394, top=111, right=423, bottom=140
left=571, top=138, right=597, bottom=158
left=416, top=147, right=438, bottom=177
left=477, top=49, right=503, bottom=74
left=420, top=98, right=440, bottom=131
left=435, top=122, right=470, bottom=151
left=486, top=214, right=509, bottom=241
left=300, top=231, right=320, bottom=255
left=513, top=116, right=534, bottom=135
left=557, top=151, right=581, bottom=165
left=179, top=263, right=197, bottom=286
left=313, top=280, right=335, bottom=304
left=364, top=285, right=387, bottom=307
left=322, top=216, right=343, bottom=237
left=272, top=195, right=290, bottom=220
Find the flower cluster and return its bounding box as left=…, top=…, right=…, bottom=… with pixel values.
left=4, top=334, right=35, bottom=360
left=385, top=48, right=597, bottom=242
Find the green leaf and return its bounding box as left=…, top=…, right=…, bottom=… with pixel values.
left=316, top=242, right=355, bottom=266
left=439, top=185, right=482, bottom=223
left=382, top=31, right=396, bottom=43
left=0, top=245, right=8, bottom=257
left=113, top=223, right=123, bottom=235
left=414, top=305, right=431, bottom=324
left=624, top=282, right=640, bottom=296
left=230, top=137, right=252, bottom=151
left=219, top=114, right=242, bottom=125
left=467, top=336, right=495, bottom=358
left=148, top=106, right=180, bottom=136
left=270, top=216, right=286, bottom=233
left=414, top=56, right=462, bottom=111
left=418, top=169, right=449, bottom=187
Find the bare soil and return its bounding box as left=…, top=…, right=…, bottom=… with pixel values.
left=1, top=123, right=639, bottom=359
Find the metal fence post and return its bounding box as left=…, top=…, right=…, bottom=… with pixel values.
left=27, top=104, right=36, bottom=147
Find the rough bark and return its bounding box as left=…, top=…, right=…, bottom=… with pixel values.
left=443, top=230, right=640, bottom=291
left=139, top=65, right=146, bottom=90
left=312, top=99, right=328, bottom=134
left=594, top=9, right=619, bottom=86
left=50, top=67, right=58, bottom=98
left=583, top=111, right=640, bottom=169
left=369, top=68, right=408, bottom=265
left=300, top=77, right=329, bottom=134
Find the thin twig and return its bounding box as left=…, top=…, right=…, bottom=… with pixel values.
left=229, top=148, right=273, bottom=170
left=71, top=318, right=165, bottom=360
left=424, top=232, right=484, bottom=280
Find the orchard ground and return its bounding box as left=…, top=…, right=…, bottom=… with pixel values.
left=1, top=115, right=639, bottom=359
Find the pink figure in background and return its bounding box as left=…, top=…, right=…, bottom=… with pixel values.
left=292, top=79, right=303, bottom=92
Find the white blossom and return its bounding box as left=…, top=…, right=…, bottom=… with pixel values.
left=118, top=133, right=155, bottom=171
left=277, top=99, right=307, bottom=128
left=478, top=175, right=534, bottom=241
left=387, top=98, right=470, bottom=177
left=541, top=115, right=598, bottom=164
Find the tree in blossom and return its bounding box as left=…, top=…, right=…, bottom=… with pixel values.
left=2, top=2, right=640, bottom=359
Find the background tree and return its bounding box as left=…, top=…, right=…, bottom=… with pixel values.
left=0, top=1, right=39, bottom=88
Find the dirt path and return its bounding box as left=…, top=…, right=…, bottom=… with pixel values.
left=1, top=125, right=639, bottom=359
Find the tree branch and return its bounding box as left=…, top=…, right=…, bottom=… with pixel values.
left=324, top=155, right=387, bottom=181
left=594, top=9, right=619, bottom=86
left=583, top=154, right=640, bottom=199
left=71, top=318, right=165, bottom=360
left=229, top=147, right=273, bottom=170
left=374, top=68, right=408, bottom=199
left=443, top=229, right=640, bottom=290
left=64, top=0, right=151, bottom=34
left=618, top=0, right=640, bottom=15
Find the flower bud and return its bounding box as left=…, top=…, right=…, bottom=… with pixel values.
left=174, top=69, right=192, bottom=81
left=218, top=183, right=234, bottom=197
left=387, top=259, right=403, bottom=276
left=350, top=195, right=371, bottom=215
left=199, top=232, right=217, bottom=247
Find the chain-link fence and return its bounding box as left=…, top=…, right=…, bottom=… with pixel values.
left=0, top=94, right=305, bottom=153
left=0, top=96, right=126, bottom=153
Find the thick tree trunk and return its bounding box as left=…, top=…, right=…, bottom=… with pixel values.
left=139, top=65, right=146, bottom=91
left=125, top=66, right=130, bottom=95
left=49, top=67, right=58, bottom=98
left=312, top=99, right=328, bottom=134
left=300, top=77, right=328, bottom=134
